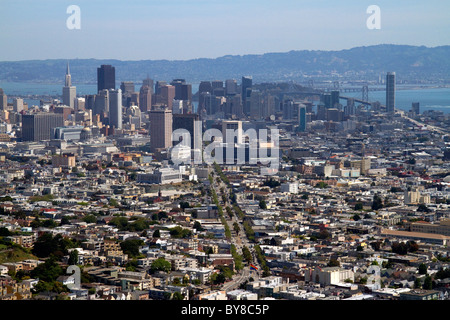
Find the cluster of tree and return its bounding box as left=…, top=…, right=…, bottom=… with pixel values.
left=169, top=226, right=192, bottom=239
left=32, top=233, right=79, bottom=259
left=210, top=266, right=233, bottom=285
left=230, top=245, right=243, bottom=271
left=371, top=195, right=384, bottom=210
left=435, top=267, right=450, bottom=280
left=315, top=182, right=328, bottom=189
left=243, top=220, right=255, bottom=243
left=109, top=216, right=153, bottom=232
left=391, top=241, right=419, bottom=255
left=150, top=257, right=172, bottom=274
left=120, top=239, right=145, bottom=258
left=254, top=245, right=270, bottom=277
left=263, top=179, right=280, bottom=188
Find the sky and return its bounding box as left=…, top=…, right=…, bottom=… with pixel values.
left=0, top=0, right=449, bottom=61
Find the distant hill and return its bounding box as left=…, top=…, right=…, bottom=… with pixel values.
left=0, top=44, right=449, bottom=85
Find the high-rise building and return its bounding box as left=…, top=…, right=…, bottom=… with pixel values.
left=241, top=76, right=252, bottom=115
left=298, top=104, right=306, bottom=132
left=222, top=120, right=243, bottom=144
left=225, top=79, right=238, bottom=96
left=97, top=65, right=115, bottom=93
left=149, top=109, right=172, bottom=151
left=13, top=98, right=24, bottom=113
left=331, top=90, right=340, bottom=108
left=173, top=113, right=201, bottom=150
left=139, top=85, right=153, bottom=112
left=109, top=89, right=122, bottom=130
left=249, top=90, right=262, bottom=120
left=0, top=88, right=7, bottom=110
left=94, top=89, right=109, bottom=116
left=159, top=85, right=175, bottom=110
left=199, top=81, right=212, bottom=94
left=143, top=76, right=154, bottom=89
left=22, top=113, right=64, bottom=141
left=386, top=72, right=396, bottom=113
left=412, top=102, right=420, bottom=115
left=62, top=62, right=76, bottom=109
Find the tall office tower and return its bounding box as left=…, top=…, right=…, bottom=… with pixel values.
left=173, top=113, right=201, bottom=150
left=143, top=76, right=154, bottom=89
left=120, top=82, right=135, bottom=96
left=97, top=65, right=115, bottom=93
left=222, top=120, right=243, bottom=144
left=412, top=102, right=420, bottom=115
left=149, top=109, right=172, bottom=151
left=85, top=94, right=96, bottom=112
left=199, top=81, right=212, bottom=94
left=109, top=89, right=122, bottom=130
left=13, top=98, right=24, bottom=113
left=283, top=100, right=294, bottom=120
left=181, top=84, right=192, bottom=103
left=262, top=94, right=275, bottom=119
left=171, top=79, right=186, bottom=99
left=298, top=104, right=306, bottom=132
left=386, top=72, right=396, bottom=113
left=326, top=108, right=342, bottom=122
left=224, top=94, right=242, bottom=118
left=249, top=90, right=262, bottom=120
left=139, top=85, right=153, bottom=112
left=321, top=93, right=332, bottom=109
left=170, top=81, right=192, bottom=113
left=62, top=62, right=76, bottom=108
left=345, top=98, right=355, bottom=116
left=241, top=76, right=252, bottom=115
left=198, top=81, right=213, bottom=114
left=225, top=79, right=238, bottom=96
left=155, top=81, right=167, bottom=95
left=316, top=103, right=326, bottom=120
left=212, top=80, right=224, bottom=90
left=0, top=91, right=7, bottom=113
left=160, top=85, right=175, bottom=110
left=22, top=113, right=64, bottom=141
left=74, top=97, right=85, bottom=112
left=330, top=90, right=340, bottom=108
left=94, top=89, right=109, bottom=116
left=0, top=88, right=7, bottom=110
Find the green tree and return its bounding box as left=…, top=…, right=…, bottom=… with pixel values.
left=418, top=263, right=428, bottom=275
left=423, top=275, right=433, bottom=290
left=150, top=257, right=172, bottom=273
left=68, top=250, right=79, bottom=265
left=120, top=239, right=144, bottom=258
left=354, top=202, right=364, bottom=211
left=259, top=200, right=267, bottom=210
left=371, top=195, right=383, bottom=210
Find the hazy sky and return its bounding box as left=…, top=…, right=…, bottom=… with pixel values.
left=1, top=0, right=449, bottom=61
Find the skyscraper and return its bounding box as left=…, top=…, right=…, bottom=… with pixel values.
left=22, top=113, right=64, bottom=141
left=97, top=65, right=115, bottom=93
left=173, top=113, right=201, bottom=150
left=241, top=76, right=252, bottom=115
left=386, top=72, right=396, bottom=113
left=149, top=109, right=172, bottom=151
left=0, top=88, right=7, bottom=110
left=225, top=79, right=238, bottom=96
left=109, top=89, right=122, bottom=130
left=412, top=102, right=420, bottom=115
left=298, top=104, right=306, bottom=132
left=139, top=85, right=153, bottom=112
left=62, top=62, right=76, bottom=109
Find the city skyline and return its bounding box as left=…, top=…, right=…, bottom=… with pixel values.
left=0, top=1, right=449, bottom=61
